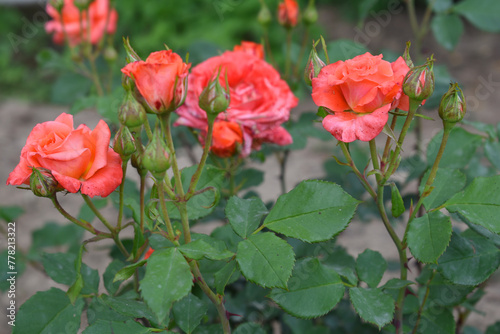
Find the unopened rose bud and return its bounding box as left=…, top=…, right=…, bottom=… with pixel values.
left=142, top=127, right=171, bottom=179
left=104, top=46, right=118, bottom=63
left=118, top=90, right=147, bottom=128
left=403, top=58, right=434, bottom=101
left=304, top=46, right=325, bottom=86
left=199, top=68, right=230, bottom=120
left=278, top=0, right=299, bottom=29
left=131, top=151, right=148, bottom=177
left=257, top=1, right=272, bottom=28
left=30, top=168, right=58, bottom=198
left=438, top=83, right=466, bottom=123
left=303, top=0, right=318, bottom=26
left=113, top=126, right=136, bottom=159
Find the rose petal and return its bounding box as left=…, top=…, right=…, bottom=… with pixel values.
left=80, top=149, right=123, bottom=198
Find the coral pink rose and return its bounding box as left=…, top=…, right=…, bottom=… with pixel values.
left=312, top=52, right=410, bottom=142
left=210, top=121, right=244, bottom=158
left=233, top=41, right=264, bottom=59
left=6, top=113, right=122, bottom=198
left=278, top=0, right=299, bottom=28
left=121, top=50, right=191, bottom=114
left=45, top=0, right=118, bottom=47
left=175, top=50, right=297, bottom=156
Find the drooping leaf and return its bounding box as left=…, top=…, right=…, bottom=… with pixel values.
left=172, top=294, right=209, bottom=334
left=356, top=249, right=387, bottom=288
left=225, top=196, right=268, bottom=238
left=263, top=180, right=359, bottom=243
left=349, top=287, right=395, bottom=329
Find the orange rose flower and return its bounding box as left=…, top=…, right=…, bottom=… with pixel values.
left=210, top=121, right=244, bottom=158
left=45, top=0, right=118, bottom=46
left=312, top=53, right=410, bottom=142
left=233, top=41, right=264, bottom=59
left=121, top=50, right=191, bottom=114
left=278, top=0, right=299, bottom=28
left=6, top=113, right=122, bottom=198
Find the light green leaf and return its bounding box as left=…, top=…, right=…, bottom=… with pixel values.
left=172, top=294, right=209, bottom=334
left=407, top=211, right=452, bottom=263
left=454, top=0, right=500, bottom=32
left=349, top=288, right=395, bottom=329
left=269, top=258, right=344, bottom=319
left=390, top=183, right=405, bottom=218
left=225, top=196, right=268, bottom=238
left=444, top=175, right=500, bottom=233
left=14, top=288, right=84, bottom=334
left=431, top=14, right=464, bottom=50
left=236, top=232, right=294, bottom=289
left=263, top=180, right=359, bottom=243
left=356, top=249, right=387, bottom=288
left=113, top=260, right=146, bottom=283
left=140, top=248, right=192, bottom=324
left=179, top=239, right=234, bottom=261
left=419, top=168, right=467, bottom=210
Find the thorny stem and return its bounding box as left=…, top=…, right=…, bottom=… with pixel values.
left=157, top=181, right=178, bottom=244
left=116, top=160, right=128, bottom=230
left=82, top=194, right=114, bottom=233
left=277, top=150, right=290, bottom=195
left=339, top=142, right=377, bottom=199
left=411, top=270, right=436, bottom=334
left=160, top=112, right=184, bottom=197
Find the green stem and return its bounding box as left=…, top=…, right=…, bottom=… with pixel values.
left=369, top=139, right=382, bottom=185
left=139, top=174, right=146, bottom=234
left=284, top=29, right=292, bottom=79
left=278, top=150, right=290, bottom=195
left=339, top=142, right=377, bottom=199
left=82, top=194, right=115, bottom=233
left=143, top=117, right=153, bottom=141
left=116, top=160, right=128, bottom=231
left=382, top=114, right=399, bottom=170
left=160, top=113, right=184, bottom=197
left=186, top=119, right=214, bottom=197
left=88, top=56, right=104, bottom=97
left=158, top=181, right=178, bottom=244
left=411, top=270, right=436, bottom=334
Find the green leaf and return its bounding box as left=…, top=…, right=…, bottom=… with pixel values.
left=349, top=288, right=395, bottom=329
left=234, top=323, right=266, bottom=334
left=226, top=196, right=268, bottom=238
left=179, top=239, right=234, bottom=260
left=380, top=278, right=415, bottom=290
left=430, top=0, right=453, bottom=12
left=86, top=296, right=130, bottom=325
left=140, top=248, right=192, bottom=323
left=100, top=295, right=156, bottom=323
left=103, top=260, right=125, bottom=295
left=82, top=319, right=152, bottom=334
left=356, top=249, right=387, bottom=288
left=407, top=211, right=452, bottom=264
left=269, top=258, right=344, bottom=318
left=486, top=322, right=500, bottom=334
left=431, top=14, right=463, bottom=50
left=236, top=232, right=294, bottom=289
left=427, top=127, right=483, bottom=169
left=438, top=230, right=500, bottom=285
left=419, top=168, right=467, bottom=210
left=70, top=95, right=97, bottom=115
left=30, top=222, right=84, bottom=259
left=390, top=183, right=405, bottom=218
left=485, top=141, right=500, bottom=170
left=172, top=294, right=209, bottom=334
left=327, top=39, right=369, bottom=63
left=51, top=71, right=92, bottom=105
left=263, top=180, right=359, bottom=243
left=166, top=164, right=225, bottom=220
left=14, top=288, right=84, bottom=334
left=0, top=205, right=24, bottom=222
left=113, top=260, right=146, bottom=283
left=320, top=245, right=358, bottom=286
left=415, top=308, right=455, bottom=334
left=444, top=175, right=500, bottom=233
left=453, top=0, right=500, bottom=32
left=426, top=272, right=474, bottom=307
left=214, top=261, right=239, bottom=295
left=234, top=168, right=264, bottom=190
left=357, top=0, right=378, bottom=23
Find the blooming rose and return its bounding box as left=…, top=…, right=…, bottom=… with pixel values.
left=312, top=52, right=410, bottom=142
left=278, top=0, right=299, bottom=28
left=121, top=50, right=191, bottom=114
left=45, top=0, right=118, bottom=46
left=7, top=113, right=122, bottom=198
left=210, top=121, right=244, bottom=158
left=233, top=41, right=264, bottom=59
left=175, top=50, right=298, bottom=156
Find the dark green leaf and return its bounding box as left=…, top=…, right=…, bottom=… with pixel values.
left=390, top=183, right=405, bottom=218
left=486, top=322, right=500, bottom=334
left=349, top=288, right=395, bottom=329
left=214, top=261, right=239, bottom=295
left=426, top=272, right=474, bottom=307
left=100, top=295, right=157, bottom=323
left=320, top=245, right=358, bottom=286
left=234, top=168, right=264, bottom=190
left=269, top=258, right=344, bottom=318
left=113, top=260, right=146, bottom=283
left=263, top=180, right=359, bottom=243
left=140, top=248, right=192, bottom=323
left=431, top=14, right=463, bottom=50
left=407, top=211, right=452, bottom=263
left=70, top=95, right=97, bottom=115
left=356, top=249, right=387, bottom=288
left=234, top=323, right=266, bottom=334
left=14, top=288, right=84, bottom=334
left=358, top=0, right=378, bottom=23
left=419, top=168, right=467, bottom=210
left=327, top=39, right=369, bottom=63
left=172, top=294, right=209, bottom=334
left=444, top=175, right=500, bottom=233
left=415, top=308, right=455, bottom=334
left=431, top=0, right=453, bottom=12
left=86, top=297, right=129, bottom=325
left=485, top=141, right=500, bottom=170
left=226, top=196, right=268, bottom=238
left=454, top=0, right=500, bottom=32
left=30, top=222, right=84, bottom=259
left=103, top=260, right=125, bottom=295
left=380, top=278, right=415, bottom=290
left=0, top=205, right=24, bottom=222
left=51, top=72, right=91, bottom=105
left=236, top=232, right=294, bottom=289
left=82, top=319, right=152, bottom=334
left=179, top=239, right=234, bottom=261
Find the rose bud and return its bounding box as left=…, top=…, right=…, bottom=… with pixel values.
left=198, top=68, right=230, bottom=120
left=118, top=90, right=147, bottom=128
left=49, top=0, right=64, bottom=12
left=278, top=0, right=299, bottom=29
left=402, top=58, right=435, bottom=102
left=141, top=127, right=171, bottom=179
left=303, top=0, right=318, bottom=26
left=131, top=151, right=147, bottom=177
left=439, top=83, right=466, bottom=123
left=122, top=37, right=142, bottom=63
left=30, top=168, right=58, bottom=198
left=304, top=46, right=326, bottom=86
left=210, top=121, right=243, bottom=158
left=402, top=41, right=414, bottom=68
left=257, top=1, right=272, bottom=28
left=113, top=126, right=136, bottom=159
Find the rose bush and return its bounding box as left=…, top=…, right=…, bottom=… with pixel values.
left=122, top=50, right=191, bottom=114
left=6, top=113, right=122, bottom=198
left=176, top=47, right=298, bottom=156
left=312, top=52, right=410, bottom=142
left=45, top=0, right=118, bottom=46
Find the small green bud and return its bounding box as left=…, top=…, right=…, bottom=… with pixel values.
left=113, top=126, right=136, bottom=159
left=303, top=0, right=318, bottom=26
left=118, top=90, right=147, bottom=128
left=131, top=151, right=148, bottom=177
left=49, top=0, right=64, bottom=12
left=142, top=127, right=171, bottom=179
left=403, top=41, right=414, bottom=68
left=304, top=45, right=325, bottom=86
left=103, top=46, right=118, bottom=63
left=257, top=1, right=272, bottom=28
left=403, top=57, right=435, bottom=101
left=74, top=0, right=94, bottom=10
left=438, top=83, right=466, bottom=123
left=199, top=67, right=230, bottom=119
left=30, top=168, right=58, bottom=198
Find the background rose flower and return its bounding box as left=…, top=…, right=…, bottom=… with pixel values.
left=6, top=113, right=122, bottom=198
left=233, top=41, right=264, bottom=59
left=175, top=50, right=297, bottom=156
left=45, top=0, right=118, bottom=46
left=121, top=50, right=191, bottom=114
left=210, top=121, right=243, bottom=158
left=312, top=52, right=410, bottom=142
left=278, top=0, right=299, bottom=28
